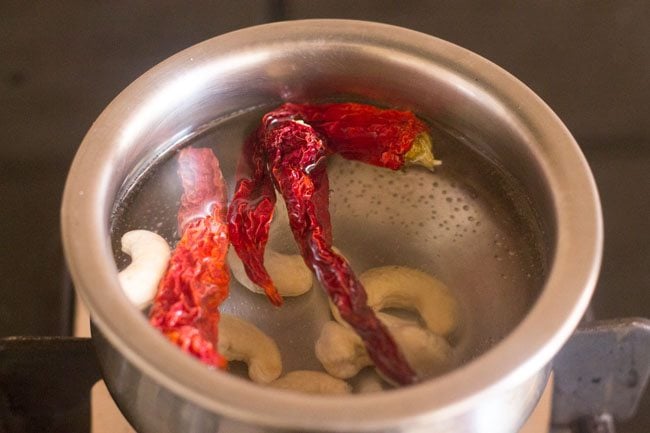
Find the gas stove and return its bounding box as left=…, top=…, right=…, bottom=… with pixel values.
left=75, top=302, right=557, bottom=433
left=79, top=304, right=555, bottom=433
left=0, top=293, right=646, bottom=433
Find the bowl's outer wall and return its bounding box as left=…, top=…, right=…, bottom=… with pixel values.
left=94, top=325, right=551, bottom=433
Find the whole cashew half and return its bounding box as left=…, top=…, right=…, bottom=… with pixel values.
left=228, top=248, right=313, bottom=297
left=218, top=314, right=282, bottom=384
left=331, top=266, right=460, bottom=338
left=315, top=321, right=371, bottom=379
left=118, top=230, right=171, bottom=309
left=355, top=369, right=386, bottom=393
left=270, top=370, right=351, bottom=394
left=315, top=313, right=453, bottom=381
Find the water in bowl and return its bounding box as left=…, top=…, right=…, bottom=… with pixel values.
left=110, top=104, right=547, bottom=390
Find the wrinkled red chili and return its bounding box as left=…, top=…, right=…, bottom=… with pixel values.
left=227, top=132, right=282, bottom=306
left=228, top=102, right=437, bottom=384
left=277, top=102, right=435, bottom=170
left=149, top=147, right=230, bottom=368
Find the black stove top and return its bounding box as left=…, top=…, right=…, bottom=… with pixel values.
left=0, top=337, right=100, bottom=433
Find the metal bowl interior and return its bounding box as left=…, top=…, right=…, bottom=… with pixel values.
left=61, top=20, right=601, bottom=431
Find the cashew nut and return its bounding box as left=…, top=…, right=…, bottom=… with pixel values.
left=118, top=230, right=171, bottom=308
left=355, top=369, right=386, bottom=393
left=379, top=314, right=453, bottom=379
left=270, top=370, right=351, bottom=394
left=218, top=314, right=282, bottom=384
left=315, top=313, right=453, bottom=380
left=228, top=248, right=312, bottom=297
left=331, top=266, right=460, bottom=338
left=314, top=321, right=371, bottom=379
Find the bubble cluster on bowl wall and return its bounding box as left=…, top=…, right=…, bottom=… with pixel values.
left=327, top=157, right=487, bottom=256
left=325, top=142, right=545, bottom=363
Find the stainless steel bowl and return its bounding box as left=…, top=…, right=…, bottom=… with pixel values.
left=61, top=20, right=602, bottom=433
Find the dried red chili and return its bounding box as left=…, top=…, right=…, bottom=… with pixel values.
left=227, top=132, right=282, bottom=306
left=275, top=102, right=439, bottom=170
left=228, top=102, right=437, bottom=385
left=263, top=115, right=417, bottom=385
left=149, top=147, right=230, bottom=369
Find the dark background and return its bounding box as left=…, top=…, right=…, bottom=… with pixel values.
left=1, top=1, right=648, bottom=430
